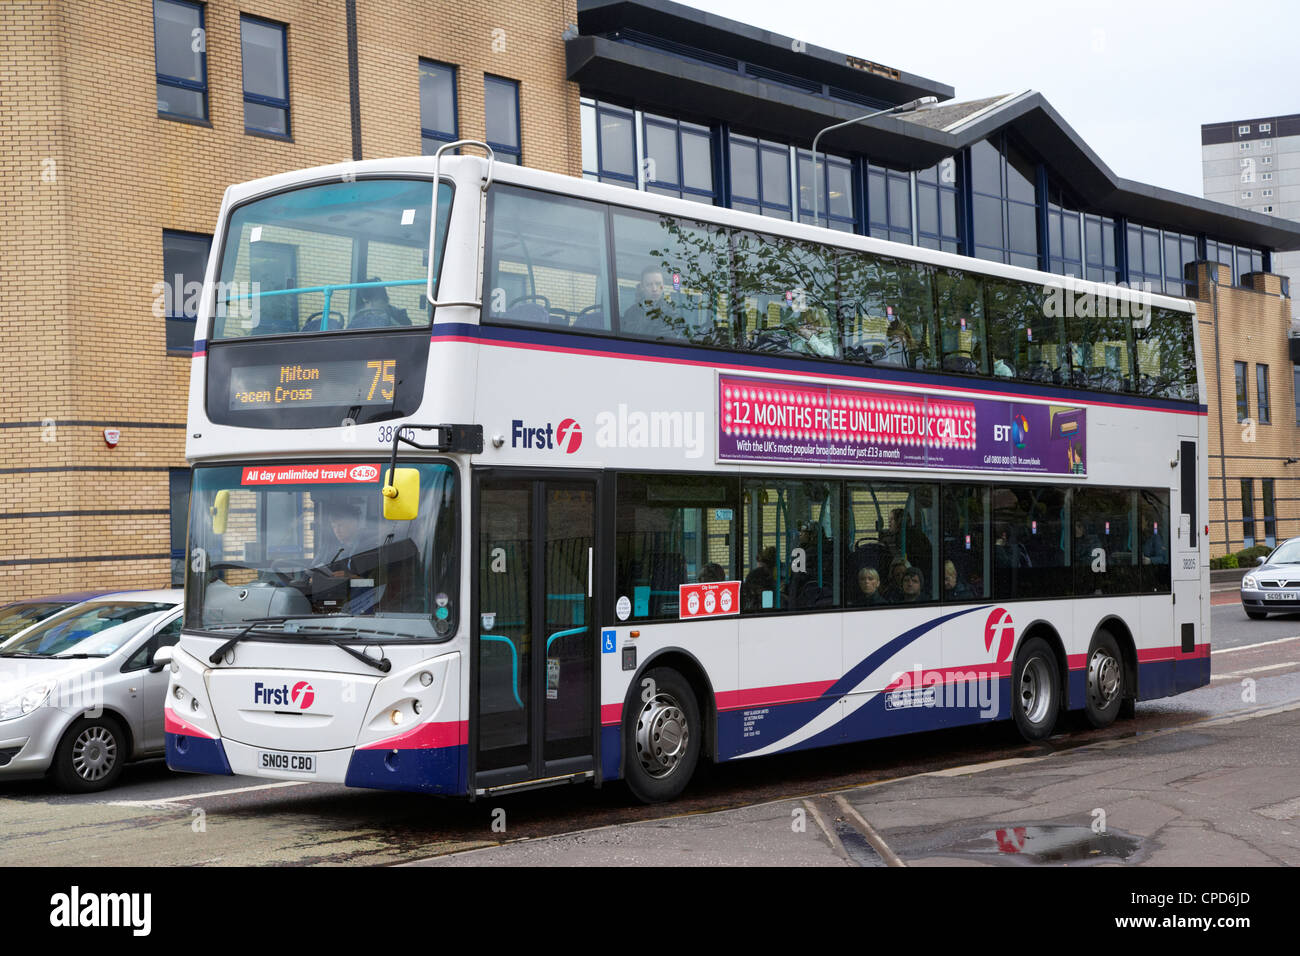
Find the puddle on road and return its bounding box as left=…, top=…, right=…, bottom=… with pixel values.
left=945, top=825, right=1143, bottom=865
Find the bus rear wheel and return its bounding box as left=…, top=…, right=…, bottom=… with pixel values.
left=1083, top=631, right=1124, bottom=729
left=624, top=667, right=701, bottom=804
left=1011, top=637, right=1059, bottom=741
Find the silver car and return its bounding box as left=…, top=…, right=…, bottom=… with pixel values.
left=1241, top=539, right=1300, bottom=619
left=0, top=590, right=182, bottom=791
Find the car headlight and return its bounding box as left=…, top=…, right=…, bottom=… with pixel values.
left=0, top=680, right=57, bottom=721
left=1242, top=575, right=1258, bottom=590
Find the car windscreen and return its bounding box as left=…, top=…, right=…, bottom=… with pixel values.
left=0, top=603, right=175, bottom=658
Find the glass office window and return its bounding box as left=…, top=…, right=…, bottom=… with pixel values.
left=1241, top=479, right=1256, bottom=548
left=866, top=162, right=912, bottom=245
left=797, top=150, right=856, bottom=233
left=971, top=134, right=1039, bottom=268
left=162, top=230, right=211, bottom=352
left=154, top=0, right=207, bottom=121
left=1257, top=364, right=1271, bottom=424
left=1126, top=223, right=1163, bottom=293
left=419, top=60, right=457, bottom=155
left=1263, top=479, right=1276, bottom=547
left=1235, top=361, right=1250, bottom=421
left=240, top=15, right=289, bottom=137
left=1162, top=230, right=1197, bottom=297
left=1046, top=186, right=1082, bottom=277
left=644, top=114, right=714, bottom=204
left=728, top=134, right=793, bottom=220
left=1084, top=214, right=1119, bottom=284
left=581, top=99, right=634, bottom=185
left=484, top=75, right=521, bottom=165
left=916, top=158, right=961, bottom=254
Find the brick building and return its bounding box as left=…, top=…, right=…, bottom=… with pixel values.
left=0, top=0, right=580, bottom=599
left=1, top=0, right=1296, bottom=601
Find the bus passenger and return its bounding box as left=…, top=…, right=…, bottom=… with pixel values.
left=741, top=546, right=777, bottom=612
left=898, top=567, right=925, bottom=603
left=621, top=267, right=677, bottom=340
left=853, top=567, right=887, bottom=606
left=943, top=559, right=971, bottom=600
left=698, top=562, right=726, bottom=583
left=882, top=556, right=910, bottom=602
left=350, top=278, right=411, bottom=329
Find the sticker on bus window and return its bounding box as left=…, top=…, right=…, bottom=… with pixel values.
left=965, top=534, right=971, bottom=549
left=679, top=581, right=740, bottom=619
left=616, top=596, right=631, bottom=621
left=401, top=208, right=415, bottom=225
left=1032, top=520, right=1037, bottom=534
left=547, top=658, right=560, bottom=700
left=714, top=508, right=733, bottom=521
left=762, top=590, right=773, bottom=609
left=1026, top=327, right=1033, bottom=341
left=1105, top=521, right=1111, bottom=535
left=633, top=586, right=650, bottom=618
left=250, top=226, right=262, bottom=243
left=672, top=273, right=681, bottom=291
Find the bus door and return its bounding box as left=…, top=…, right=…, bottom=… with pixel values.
left=473, top=474, right=597, bottom=792
left=1171, top=429, right=1204, bottom=687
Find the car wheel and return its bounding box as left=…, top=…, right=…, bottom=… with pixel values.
left=623, top=667, right=701, bottom=804
left=1245, top=609, right=1268, bottom=620
left=1012, top=637, right=1060, bottom=741
left=1083, top=631, right=1125, bottom=729
left=52, top=716, right=126, bottom=793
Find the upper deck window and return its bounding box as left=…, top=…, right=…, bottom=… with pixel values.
left=212, top=178, right=451, bottom=341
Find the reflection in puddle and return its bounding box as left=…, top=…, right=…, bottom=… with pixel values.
left=963, top=825, right=1141, bottom=864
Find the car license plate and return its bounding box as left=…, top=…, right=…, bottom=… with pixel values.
left=258, top=750, right=316, bottom=773
left=1264, top=591, right=1297, bottom=601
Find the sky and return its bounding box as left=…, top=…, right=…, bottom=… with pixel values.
left=684, top=0, right=1300, bottom=199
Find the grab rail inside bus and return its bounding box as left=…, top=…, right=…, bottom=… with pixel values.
left=223, top=278, right=425, bottom=330
left=426, top=139, right=495, bottom=310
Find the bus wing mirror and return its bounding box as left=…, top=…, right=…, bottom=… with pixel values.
left=382, top=468, right=420, bottom=521
left=211, top=489, right=230, bottom=534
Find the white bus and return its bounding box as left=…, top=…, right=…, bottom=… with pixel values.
left=164, top=144, right=1209, bottom=802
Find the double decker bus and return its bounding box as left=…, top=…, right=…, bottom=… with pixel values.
left=165, top=144, right=1209, bottom=802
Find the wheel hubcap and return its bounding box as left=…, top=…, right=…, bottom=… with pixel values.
left=72, top=727, right=116, bottom=781
left=635, top=693, right=689, bottom=779
left=1019, top=656, right=1052, bottom=724
left=1088, top=649, right=1121, bottom=708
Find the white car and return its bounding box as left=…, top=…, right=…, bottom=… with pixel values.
left=0, top=590, right=183, bottom=791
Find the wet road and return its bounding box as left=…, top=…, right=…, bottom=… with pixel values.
left=1, top=602, right=1297, bottom=866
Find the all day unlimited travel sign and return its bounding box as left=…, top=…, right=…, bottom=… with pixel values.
left=717, top=374, right=1087, bottom=476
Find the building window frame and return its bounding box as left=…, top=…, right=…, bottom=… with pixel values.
left=240, top=14, right=290, bottom=138
left=483, top=74, right=521, bottom=165
left=418, top=59, right=458, bottom=155
left=1263, top=478, right=1277, bottom=548
left=1235, top=360, right=1250, bottom=422
left=162, top=229, right=212, bottom=354
left=154, top=0, right=208, bottom=122
left=1241, top=478, right=1256, bottom=549
left=1257, top=364, right=1271, bottom=424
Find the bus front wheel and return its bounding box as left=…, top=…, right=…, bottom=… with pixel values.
left=1011, top=638, right=1060, bottom=741
left=624, top=667, right=701, bottom=804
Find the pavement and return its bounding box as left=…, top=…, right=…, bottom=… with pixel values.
left=410, top=677, right=1300, bottom=867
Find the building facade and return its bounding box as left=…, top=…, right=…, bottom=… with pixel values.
left=1, top=0, right=1296, bottom=603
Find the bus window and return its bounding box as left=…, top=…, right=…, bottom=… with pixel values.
left=1139, top=489, right=1171, bottom=593
left=610, top=210, right=730, bottom=346
left=741, top=480, right=839, bottom=612
left=935, top=269, right=988, bottom=375
left=844, top=481, right=937, bottom=606
left=993, top=486, right=1070, bottom=599
left=941, top=485, right=989, bottom=601
left=485, top=185, right=612, bottom=332
left=986, top=279, right=1063, bottom=383
left=839, top=252, right=936, bottom=370
left=214, top=178, right=447, bottom=338
left=1073, top=488, right=1139, bottom=595
left=615, top=474, right=738, bottom=621
left=1065, top=293, right=1136, bottom=392
left=1136, top=307, right=1197, bottom=400
left=731, top=230, right=840, bottom=360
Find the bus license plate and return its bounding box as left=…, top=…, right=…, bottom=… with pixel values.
left=1264, top=591, right=1297, bottom=601
left=258, top=750, right=316, bottom=774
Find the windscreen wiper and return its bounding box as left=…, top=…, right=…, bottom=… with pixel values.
left=207, top=616, right=391, bottom=672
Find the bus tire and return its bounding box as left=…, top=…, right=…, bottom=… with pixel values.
left=52, top=715, right=127, bottom=793
left=624, top=667, right=700, bottom=804
left=1011, top=637, right=1059, bottom=741
left=1083, top=631, right=1124, bottom=729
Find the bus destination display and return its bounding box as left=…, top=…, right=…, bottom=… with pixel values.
left=228, top=359, right=396, bottom=410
